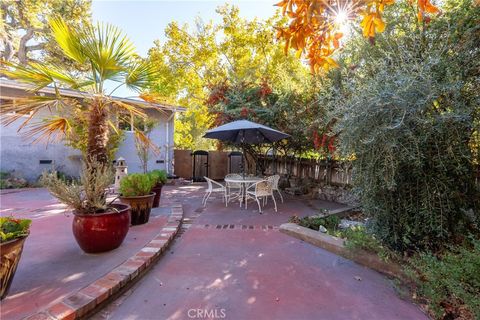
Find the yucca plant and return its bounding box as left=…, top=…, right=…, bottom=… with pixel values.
left=1, top=17, right=158, bottom=212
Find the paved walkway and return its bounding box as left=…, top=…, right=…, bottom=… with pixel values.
left=0, top=189, right=171, bottom=320
left=92, top=184, right=427, bottom=320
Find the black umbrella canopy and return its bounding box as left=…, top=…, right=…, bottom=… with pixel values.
left=203, top=120, right=289, bottom=144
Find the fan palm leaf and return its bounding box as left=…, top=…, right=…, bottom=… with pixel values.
left=1, top=16, right=160, bottom=166
left=22, top=116, right=72, bottom=144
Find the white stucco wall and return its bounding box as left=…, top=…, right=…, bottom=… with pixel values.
left=0, top=109, right=175, bottom=181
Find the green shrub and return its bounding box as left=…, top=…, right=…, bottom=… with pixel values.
left=119, top=173, right=155, bottom=197
left=0, top=173, right=28, bottom=189
left=148, top=170, right=167, bottom=185
left=406, top=239, right=480, bottom=319
left=339, top=226, right=394, bottom=261
left=0, top=217, right=32, bottom=243
left=335, top=0, right=480, bottom=252
left=41, top=160, right=113, bottom=214
left=289, top=215, right=340, bottom=231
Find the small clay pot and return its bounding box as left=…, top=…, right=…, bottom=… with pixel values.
left=119, top=193, right=155, bottom=225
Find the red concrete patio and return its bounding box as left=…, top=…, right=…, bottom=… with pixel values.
left=0, top=185, right=427, bottom=320
left=95, top=184, right=427, bottom=320
left=0, top=189, right=171, bottom=320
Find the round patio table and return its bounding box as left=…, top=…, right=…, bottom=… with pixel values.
left=224, top=176, right=263, bottom=208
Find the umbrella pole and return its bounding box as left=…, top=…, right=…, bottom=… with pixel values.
left=241, top=130, right=246, bottom=178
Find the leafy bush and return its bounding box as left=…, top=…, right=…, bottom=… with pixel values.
left=334, top=0, right=480, bottom=252
left=119, top=173, right=155, bottom=197
left=0, top=172, right=28, bottom=189
left=148, top=170, right=168, bottom=185
left=41, top=160, right=113, bottom=214
left=290, top=215, right=394, bottom=260
left=406, top=239, right=480, bottom=319
left=0, top=217, right=32, bottom=243
left=289, top=215, right=340, bottom=231
left=339, top=226, right=393, bottom=261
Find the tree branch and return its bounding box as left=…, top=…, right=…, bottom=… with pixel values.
left=25, top=43, right=46, bottom=52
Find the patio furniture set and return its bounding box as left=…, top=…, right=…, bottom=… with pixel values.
left=202, top=174, right=283, bottom=213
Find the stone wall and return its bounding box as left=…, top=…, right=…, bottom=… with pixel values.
left=312, top=184, right=359, bottom=207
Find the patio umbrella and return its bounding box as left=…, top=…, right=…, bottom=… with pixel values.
left=203, top=120, right=289, bottom=175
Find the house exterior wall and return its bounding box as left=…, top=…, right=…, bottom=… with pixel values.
left=0, top=107, right=176, bottom=182
left=116, top=110, right=175, bottom=175
left=0, top=109, right=83, bottom=180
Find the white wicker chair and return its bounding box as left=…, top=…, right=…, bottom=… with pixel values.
left=225, top=173, right=243, bottom=205
left=243, top=180, right=277, bottom=213
left=202, top=177, right=227, bottom=207
left=267, top=174, right=284, bottom=203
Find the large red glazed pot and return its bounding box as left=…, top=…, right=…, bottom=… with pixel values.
left=72, top=203, right=130, bottom=254
left=0, top=235, right=28, bottom=300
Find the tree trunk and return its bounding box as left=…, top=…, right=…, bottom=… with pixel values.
left=87, top=98, right=110, bottom=165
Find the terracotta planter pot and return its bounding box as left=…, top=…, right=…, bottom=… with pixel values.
left=151, top=184, right=163, bottom=208
left=72, top=204, right=130, bottom=254
left=119, top=193, right=155, bottom=225
left=0, top=235, right=28, bottom=300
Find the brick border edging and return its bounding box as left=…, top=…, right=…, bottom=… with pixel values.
left=25, top=204, right=184, bottom=320
left=279, top=223, right=408, bottom=282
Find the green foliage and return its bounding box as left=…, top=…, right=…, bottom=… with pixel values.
left=331, top=0, right=480, bottom=252
left=0, top=217, right=32, bottom=243
left=206, top=79, right=318, bottom=157
left=148, top=170, right=167, bottom=185
left=1, top=0, right=92, bottom=68
left=406, top=239, right=480, bottom=319
left=290, top=215, right=395, bottom=260
left=147, top=4, right=310, bottom=150
left=340, top=226, right=392, bottom=261
left=289, top=215, right=340, bottom=231
left=41, top=160, right=113, bottom=214
left=0, top=172, right=28, bottom=189
left=119, top=173, right=155, bottom=197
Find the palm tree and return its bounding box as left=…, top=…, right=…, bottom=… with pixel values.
left=1, top=17, right=157, bottom=166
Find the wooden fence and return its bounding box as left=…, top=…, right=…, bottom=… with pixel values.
left=174, top=150, right=480, bottom=188
left=174, top=149, right=352, bottom=186
left=256, top=155, right=353, bottom=186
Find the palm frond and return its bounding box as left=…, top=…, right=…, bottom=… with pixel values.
left=2, top=60, right=86, bottom=91
left=50, top=17, right=88, bottom=64
left=22, top=117, right=72, bottom=144
left=0, top=96, right=73, bottom=129
left=2, top=62, right=53, bottom=91
left=125, top=59, right=158, bottom=92
left=108, top=98, right=148, bottom=118
left=81, top=22, right=136, bottom=84
left=134, top=129, right=160, bottom=156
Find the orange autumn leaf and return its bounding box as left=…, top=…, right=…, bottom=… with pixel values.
left=275, top=0, right=443, bottom=73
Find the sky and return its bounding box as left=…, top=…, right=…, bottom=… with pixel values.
left=91, top=1, right=279, bottom=97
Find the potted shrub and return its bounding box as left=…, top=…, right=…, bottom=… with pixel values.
left=148, top=170, right=167, bottom=208
left=42, top=161, right=131, bottom=253
left=119, top=174, right=156, bottom=225
left=0, top=217, right=31, bottom=299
